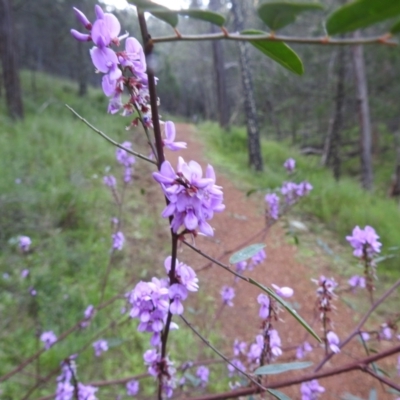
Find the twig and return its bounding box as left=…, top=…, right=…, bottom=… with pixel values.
left=152, top=32, right=398, bottom=46
left=65, top=105, right=156, bottom=165
left=180, top=315, right=267, bottom=391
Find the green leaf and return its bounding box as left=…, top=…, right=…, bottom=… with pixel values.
left=267, top=389, right=292, bottom=400
left=249, top=278, right=321, bottom=342
left=229, top=243, right=265, bottom=264
left=128, top=0, right=179, bottom=27
left=257, top=1, right=324, bottom=31
left=176, top=10, right=226, bottom=26
left=390, top=19, right=400, bottom=34
left=326, top=0, right=400, bottom=35
left=255, top=361, right=313, bottom=375
left=241, top=30, right=304, bottom=75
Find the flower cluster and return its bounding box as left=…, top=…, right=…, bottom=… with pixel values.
left=346, top=226, right=381, bottom=259
left=143, top=349, right=176, bottom=397
left=80, top=305, right=95, bottom=329
left=55, top=356, right=98, bottom=400
left=115, top=141, right=136, bottom=183
left=265, top=193, right=280, bottom=220
left=281, top=181, right=313, bottom=205
left=153, top=157, right=225, bottom=236
left=71, top=6, right=149, bottom=118
left=126, top=256, right=198, bottom=346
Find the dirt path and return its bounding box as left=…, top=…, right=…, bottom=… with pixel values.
left=165, top=123, right=393, bottom=399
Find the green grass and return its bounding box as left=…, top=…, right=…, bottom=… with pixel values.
left=197, top=121, right=400, bottom=276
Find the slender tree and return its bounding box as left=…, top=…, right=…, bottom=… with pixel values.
left=231, top=0, right=263, bottom=171
left=209, top=0, right=230, bottom=129
left=0, top=0, right=24, bottom=119
left=352, top=31, right=373, bottom=191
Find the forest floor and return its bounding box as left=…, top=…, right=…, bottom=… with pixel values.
left=166, top=123, right=398, bottom=400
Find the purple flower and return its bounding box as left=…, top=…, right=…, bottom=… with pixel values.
left=93, top=339, right=108, bottom=357
left=78, top=383, right=98, bottom=400
left=163, top=121, right=187, bottom=151
left=283, top=158, right=296, bottom=173
left=169, top=284, right=188, bottom=315
left=19, top=236, right=31, bottom=252
left=153, top=157, right=224, bottom=236
left=380, top=323, right=392, bottom=340
left=326, top=331, right=340, bottom=353
left=103, top=175, right=117, bottom=188
left=116, top=142, right=136, bottom=167
left=296, top=181, right=313, bottom=197
left=269, top=329, right=282, bottom=357
left=40, top=331, right=57, bottom=350
left=271, top=284, right=294, bottom=298
left=55, top=381, right=74, bottom=400
left=247, top=335, right=264, bottom=363
left=257, top=294, right=270, bottom=319
left=143, top=349, right=161, bottom=377
left=265, top=193, right=280, bottom=220
left=21, top=269, right=30, bottom=278
left=196, top=366, right=209, bottom=386
left=126, top=380, right=139, bottom=396
left=164, top=256, right=199, bottom=292
left=227, top=359, right=246, bottom=377
left=360, top=332, right=370, bottom=341
left=235, top=260, right=247, bottom=274
left=233, top=339, right=247, bottom=356
left=84, top=305, right=95, bottom=320
left=124, top=167, right=133, bottom=183
left=249, top=248, right=266, bottom=270
left=300, top=379, right=325, bottom=400
left=296, top=341, right=313, bottom=359
left=348, top=275, right=366, bottom=290
left=220, top=286, right=235, bottom=307
left=346, top=226, right=382, bottom=258
left=112, top=231, right=125, bottom=250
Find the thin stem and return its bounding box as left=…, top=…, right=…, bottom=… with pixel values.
left=180, top=315, right=267, bottom=391
left=137, top=11, right=165, bottom=170
left=152, top=32, right=397, bottom=46
left=65, top=105, right=156, bottom=165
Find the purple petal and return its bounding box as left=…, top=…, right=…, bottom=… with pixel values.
left=70, top=29, right=91, bottom=42
left=165, top=121, right=176, bottom=141
left=73, top=7, right=92, bottom=30
left=90, top=47, right=118, bottom=73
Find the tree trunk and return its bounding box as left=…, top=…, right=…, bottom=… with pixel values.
left=352, top=31, right=373, bottom=191
left=321, top=46, right=345, bottom=182
left=231, top=0, right=263, bottom=171
left=0, top=0, right=24, bottom=120
left=209, top=0, right=229, bottom=129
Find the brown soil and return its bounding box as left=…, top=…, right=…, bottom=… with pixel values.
left=164, top=123, right=397, bottom=400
